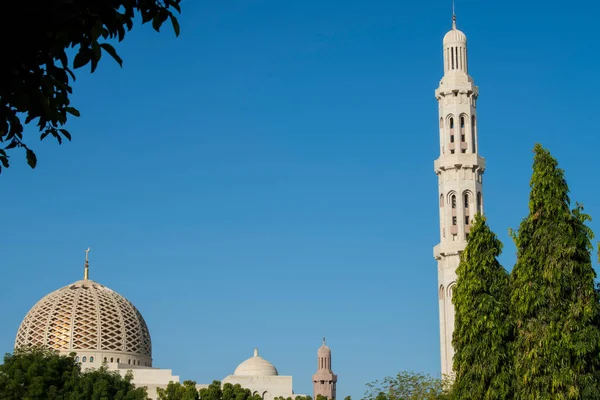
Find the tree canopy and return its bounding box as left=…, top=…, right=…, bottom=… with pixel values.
left=157, top=380, right=200, bottom=400
left=196, top=381, right=263, bottom=400
left=363, top=371, right=450, bottom=400
left=451, top=214, right=512, bottom=399
left=0, top=0, right=181, bottom=172
left=510, top=144, right=600, bottom=398
left=0, top=347, right=147, bottom=400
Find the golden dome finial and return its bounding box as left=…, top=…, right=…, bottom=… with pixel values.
left=84, top=248, right=90, bottom=280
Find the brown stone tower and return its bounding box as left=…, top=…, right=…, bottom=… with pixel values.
left=312, top=338, right=337, bottom=400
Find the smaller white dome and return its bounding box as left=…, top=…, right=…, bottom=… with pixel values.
left=233, top=348, right=278, bottom=376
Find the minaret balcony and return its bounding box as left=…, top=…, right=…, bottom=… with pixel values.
left=434, top=153, right=485, bottom=172
left=434, top=242, right=465, bottom=259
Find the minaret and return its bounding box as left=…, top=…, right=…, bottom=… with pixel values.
left=312, top=338, right=337, bottom=400
left=434, top=13, right=485, bottom=376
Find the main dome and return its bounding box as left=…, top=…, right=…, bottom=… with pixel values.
left=15, top=278, right=152, bottom=362
left=233, top=348, right=278, bottom=376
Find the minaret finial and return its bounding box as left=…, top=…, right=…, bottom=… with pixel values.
left=84, top=247, right=90, bottom=280
left=322, top=337, right=326, bottom=346
left=253, top=348, right=258, bottom=357
left=452, top=0, right=457, bottom=29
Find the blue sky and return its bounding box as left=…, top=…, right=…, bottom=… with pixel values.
left=1, top=0, right=599, bottom=398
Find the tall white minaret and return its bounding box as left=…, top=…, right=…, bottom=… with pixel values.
left=434, top=13, right=485, bottom=376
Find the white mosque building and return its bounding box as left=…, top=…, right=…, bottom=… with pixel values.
left=434, top=13, right=485, bottom=376
left=14, top=253, right=337, bottom=400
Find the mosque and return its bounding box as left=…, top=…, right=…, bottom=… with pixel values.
left=14, top=252, right=338, bottom=400
left=13, top=9, right=480, bottom=394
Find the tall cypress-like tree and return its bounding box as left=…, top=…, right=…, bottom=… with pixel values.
left=452, top=214, right=512, bottom=400
left=511, top=144, right=600, bottom=399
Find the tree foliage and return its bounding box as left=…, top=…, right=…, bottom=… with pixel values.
left=198, top=381, right=262, bottom=400
left=0, top=347, right=80, bottom=399
left=157, top=380, right=200, bottom=400
left=0, top=346, right=147, bottom=400
left=451, top=214, right=512, bottom=399
left=510, top=143, right=600, bottom=399
left=363, top=371, right=450, bottom=400
left=0, top=0, right=181, bottom=172
left=70, top=366, right=147, bottom=400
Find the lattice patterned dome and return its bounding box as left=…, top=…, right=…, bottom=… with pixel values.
left=15, top=276, right=152, bottom=366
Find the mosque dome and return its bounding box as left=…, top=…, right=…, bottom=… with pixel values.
left=14, top=262, right=152, bottom=366
left=233, top=348, right=279, bottom=376
left=443, top=16, right=467, bottom=45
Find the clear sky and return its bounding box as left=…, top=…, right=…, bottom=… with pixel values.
left=1, top=0, right=599, bottom=398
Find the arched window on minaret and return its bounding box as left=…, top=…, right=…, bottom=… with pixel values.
left=449, top=117, right=455, bottom=154
left=460, top=116, right=467, bottom=153
left=471, top=115, right=477, bottom=153
left=439, top=118, right=445, bottom=154
left=450, top=193, right=458, bottom=238
left=463, top=191, right=471, bottom=238
left=448, top=283, right=456, bottom=299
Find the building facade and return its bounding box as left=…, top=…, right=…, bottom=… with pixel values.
left=433, top=14, right=485, bottom=376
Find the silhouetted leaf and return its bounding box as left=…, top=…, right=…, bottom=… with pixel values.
left=59, top=129, right=72, bottom=141
left=170, top=14, right=180, bottom=36
left=91, top=42, right=102, bottom=73
left=100, top=43, right=123, bottom=67
left=73, top=49, right=91, bottom=69
left=65, top=107, right=80, bottom=117
left=26, top=148, right=37, bottom=169
left=152, top=15, right=162, bottom=31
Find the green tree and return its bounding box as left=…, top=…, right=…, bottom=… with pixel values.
left=510, top=143, right=600, bottom=399
left=69, top=366, right=147, bottom=400
left=0, top=346, right=147, bottom=400
left=451, top=214, right=512, bottom=400
left=157, top=380, right=199, bottom=400
left=0, top=346, right=80, bottom=400
left=0, top=0, right=181, bottom=172
left=222, top=382, right=261, bottom=400
left=363, top=371, right=450, bottom=400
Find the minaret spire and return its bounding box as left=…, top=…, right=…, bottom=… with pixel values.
left=84, top=247, right=90, bottom=280
left=452, top=0, right=457, bottom=29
